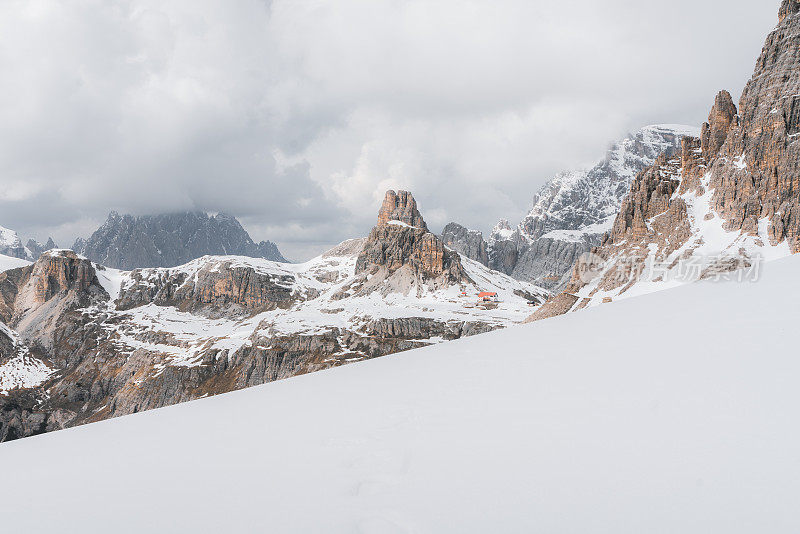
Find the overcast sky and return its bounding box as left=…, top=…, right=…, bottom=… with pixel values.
left=0, top=0, right=781, bottom=260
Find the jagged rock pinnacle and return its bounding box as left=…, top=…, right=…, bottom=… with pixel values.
left=701, top=90, right=737, bottom=159
left=377, top=190, right=428, bottom=230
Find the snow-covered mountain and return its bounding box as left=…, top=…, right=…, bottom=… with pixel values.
left=26, top=237, right=58, bottom=259
left=2, top=252, right=798, bottom=532
left=0, top=226, right=32, bottom=260
left=520, top=125, right=700, bottom=235
left=73, top=211, right=287, bottom=270
left=488, top=124, right=699, bottom=289
left=442, top=125, right=698, bottom=290
left=0, top=191, right=548, bottom=441
left=532, top=2, right=800, bottom=321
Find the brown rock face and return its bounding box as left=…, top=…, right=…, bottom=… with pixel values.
left=0, top=251, right=106, bottom=325
left=701, top=91, right=738, bottom=159
left=377, top=190, right=428, bottom=230
left=707, top=4, right=800, bottom=249
left=0, top=250, right=108, bottom=357
left=25, top=251, right=99, bottom=305
left=780, top=0, right=799, bottom=22
left=356, top=190, right=468, bottom=285
left=118, top=260, right=312, bottom=316
left=529, top=1, right=800, bottom=322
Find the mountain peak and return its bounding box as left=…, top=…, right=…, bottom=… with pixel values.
left=701, top=90, right=737, bottom=158
left=26, top=238, right=59, bottom=259
left=356, top=190, right=467, bottom=287
left=377, top=190, right=427, bottom=230
left=0, top=226, right=31, bottom=260
left=73, top=211, right=287, bottom=269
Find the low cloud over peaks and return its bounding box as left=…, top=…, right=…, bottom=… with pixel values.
left=0, top=0, right=777, bottom=260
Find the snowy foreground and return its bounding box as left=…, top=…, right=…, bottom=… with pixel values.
left=2, top=256, right=799, bottom=533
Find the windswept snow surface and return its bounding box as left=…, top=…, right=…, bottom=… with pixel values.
left=1, top=255, right=798, bottom=532
left=0, top=253, right=30, bottom=272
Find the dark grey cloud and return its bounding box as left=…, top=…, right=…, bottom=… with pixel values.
left=0, top=0, right=782, bottom=260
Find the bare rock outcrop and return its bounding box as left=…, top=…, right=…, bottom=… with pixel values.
left=377, top=190, right=428, bottom=230
left=440, top=222, right=489, bottom=266
left=530, top=0, right=800, bottom=321
left=118, top=260, right=314, bottom=316
left=355, top=191, right=469, bottom=288
left=701, top=91, right=738, bottom=159
left=487, top=125, right=696, bottom=288
left=780, top=0, right=799, bottom=22
left=0, top=250, right=108, bottom=348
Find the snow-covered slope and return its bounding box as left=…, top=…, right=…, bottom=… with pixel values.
left=0, top=322, right=53, bottom=395
left=2, top=254, right=797, bottom=533
left=0, top=238, right=549, bottom=440
left=0, top=253, right=30, bottom=272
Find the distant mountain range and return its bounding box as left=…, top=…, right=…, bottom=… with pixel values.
left=530, top=0, right=800, bottom=321
left=1, top=0, right=799, bottom=449
left=442, top=124, right=699, bottom=290
left=0, top=191, right=547, bottom=441
left=0, top=226, right=31, bottom=260
left=72, top=211, right=287, bottom=269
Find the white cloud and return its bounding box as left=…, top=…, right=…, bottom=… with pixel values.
left=0, top=0, right=781, bottom=259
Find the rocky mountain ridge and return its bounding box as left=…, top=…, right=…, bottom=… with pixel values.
left=26, top=238, right=58, bottom=259
left=441, top=223, right=489, bottom=267
left=0, top=226, right=59, bottom=261
left=0, top=192, right=548, bottom=441
left=443, top=125, right=698, bottom=290
left=73, top=211, right=287, bottom=270
left=530, top=1, right=800, bottom=321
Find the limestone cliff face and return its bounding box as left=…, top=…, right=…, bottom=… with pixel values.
left=117, top=260, right=314, bottom=316
left=0, top=251, right=108, bottom=351
left=440, top=223, right=489, bottom=266
left=487, top=125, right=697, bottom=289
left=706, top=8, right=800, bottom=251
left=356, top=191, right=469, bottom=289
left=377, top=190, right=428, bottom=230
left=1, top=251, right=105, bottom=323
left=530, top=2, right=800, bottom=321
left=21, top=251, right=99, bottom=304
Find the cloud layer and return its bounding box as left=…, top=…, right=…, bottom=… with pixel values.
left=0, top=0, right=780, bottom=259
